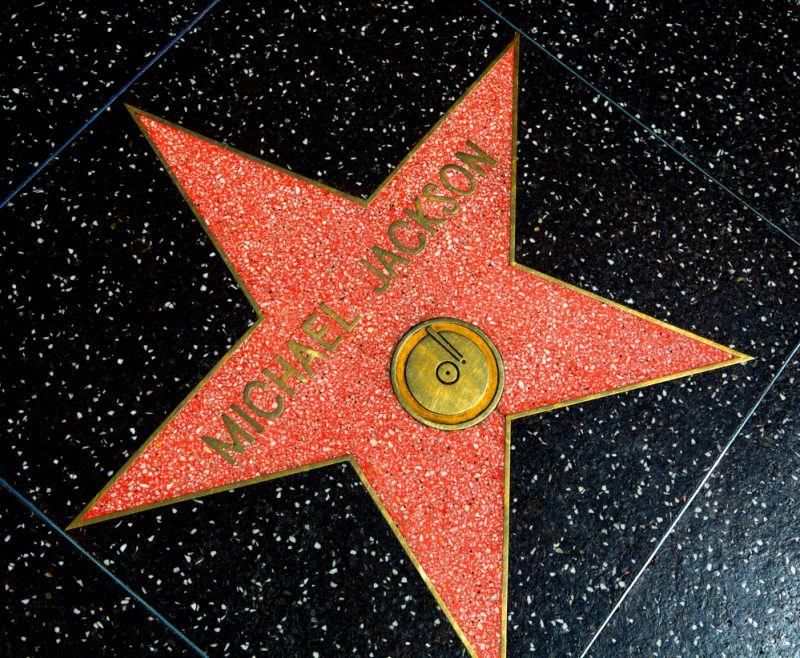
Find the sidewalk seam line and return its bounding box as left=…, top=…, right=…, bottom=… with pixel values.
left=0, top=477, right=209, bottom=657
left=578, top=338, right=800, bottom=657
left=1, top=0, right=223, bottom=209
left=475, top=0, right=800, bottom=248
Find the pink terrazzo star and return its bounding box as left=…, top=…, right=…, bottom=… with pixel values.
left=71, top=41, right=748, bottom=658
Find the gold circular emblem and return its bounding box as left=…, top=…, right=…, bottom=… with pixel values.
left=390, top=318, right=504, bottom=430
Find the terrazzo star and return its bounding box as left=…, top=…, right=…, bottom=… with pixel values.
left=69, top=38, right=750, bottom=658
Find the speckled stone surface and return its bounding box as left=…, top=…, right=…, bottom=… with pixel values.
left=1, top=490, right=184, bottom=656
left=74, top=463, right=467, bottom=656
left=1, top=0, right=209, bottom=200
left=590, top=358, right=800, bottom=657
left=485, top=0, right=800, bottom=233
left=504, top=40, right=799, bottom=656
left=1, top=0, right=799, bottom=656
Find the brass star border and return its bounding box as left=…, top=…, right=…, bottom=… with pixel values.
left=68, top=37, right=751, bottom=658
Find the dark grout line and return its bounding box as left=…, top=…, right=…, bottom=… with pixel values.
left=0, top=478, right=209, bottom=657
left=475, top=0, right=800, bottom=249
left=577, top=337, right=800, bottom=658
left=0, top=0, right=223, bottom=209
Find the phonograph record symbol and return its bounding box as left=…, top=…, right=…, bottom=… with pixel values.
left=69, top=39, right=750, bottom=657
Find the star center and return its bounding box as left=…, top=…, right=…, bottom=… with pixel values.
left=390, top=318, right=505, bottom=430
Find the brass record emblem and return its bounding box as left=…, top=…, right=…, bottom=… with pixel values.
left=390, top=318, right=504, bottom=430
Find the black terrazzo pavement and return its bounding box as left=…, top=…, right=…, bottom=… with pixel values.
left=1, top=0, right=210, bottom=201
left=75, top=464, right=467, bottom=657
left=2, top=1, right=798, bottom=656
left=2, top=489, right=185, bottom=656
left=484, top=0, right=800, bottom=234
left=591, top=358, right=800, bottom=657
